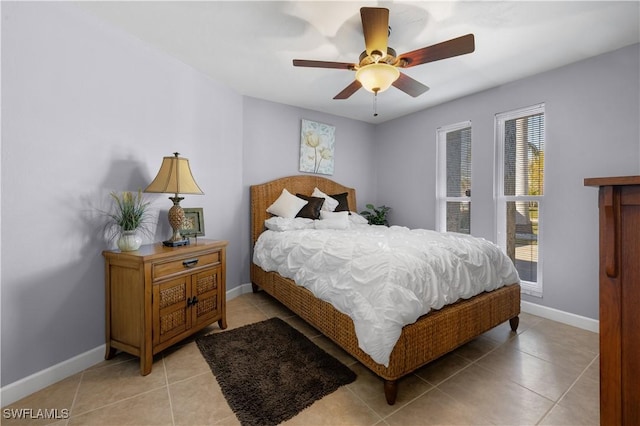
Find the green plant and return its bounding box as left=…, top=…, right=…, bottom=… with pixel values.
left=107, top=190, right=152, bottom=233
left=360, top=204, right=391, bottom=226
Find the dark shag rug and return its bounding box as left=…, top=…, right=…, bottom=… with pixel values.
left=196, top=317, right=357, bottom=426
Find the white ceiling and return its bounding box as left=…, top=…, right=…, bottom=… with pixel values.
left=75, top=1, right=640, bottom=123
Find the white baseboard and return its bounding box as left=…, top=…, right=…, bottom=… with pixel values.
left=0, top=285, right=257, bottom=408
left=227, top=282, right=254, bottom=299
left=521, top=301, right=599, bottom=333
left=0, top=345, right=105, bottom=408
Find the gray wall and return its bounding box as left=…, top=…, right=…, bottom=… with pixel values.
left=0, top=2, right=246, bottom=387
left=375, top=43, right=640, bottom=320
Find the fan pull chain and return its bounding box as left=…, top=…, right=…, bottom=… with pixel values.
left=373, top=92, right=378, bottom=117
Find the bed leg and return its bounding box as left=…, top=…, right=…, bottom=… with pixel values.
left=384, top=380, right=398, bottom=405
left=509, top=316, right=520, bottom=332
left=251, top=282, right=260, bottom=293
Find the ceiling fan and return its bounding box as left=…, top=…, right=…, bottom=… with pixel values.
left=293, top=7, right=475, bottom=100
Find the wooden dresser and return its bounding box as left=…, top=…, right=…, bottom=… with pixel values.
left=103, top=239, right=228, bottom=375
left=584, top=176, right=639, bottom=425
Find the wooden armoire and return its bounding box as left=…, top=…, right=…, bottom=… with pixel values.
left=584, top=176, right=639, bottom=425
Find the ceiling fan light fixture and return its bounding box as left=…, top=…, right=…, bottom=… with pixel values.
left=355, top=63, right=400, bottom=94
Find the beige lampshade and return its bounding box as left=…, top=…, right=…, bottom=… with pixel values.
left=145, top=153, right=204, bottom=196
left=355, top=63, right=400, bottom=94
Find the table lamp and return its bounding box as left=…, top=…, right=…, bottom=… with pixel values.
left=145, top=152, right=204, bottom=246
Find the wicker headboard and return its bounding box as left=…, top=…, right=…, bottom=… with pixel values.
left=250, top=175, right=357, bottom=245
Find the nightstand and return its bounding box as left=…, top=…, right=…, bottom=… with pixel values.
left=102, top=239, right=228, bottom=375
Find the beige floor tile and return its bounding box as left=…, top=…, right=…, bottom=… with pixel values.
left=71, top=358, right=167, bottom=415
left=229, top=310, right=271, bottom=330
left=253, top=297, right=297, bottom=319
left=311, top=334, right=358, bottom=367
left=281, top=315, right=323, bottom=339
left=529, top=319, right=599, bottom=354
left=237, top=290, right=273, bottom=306
left=2, top=373, right=81, bottom=426
left=438, top=364, right=554, bottom=425
left=282, top=387, right=381, bottom=426
left=86, top=351, right=136, bottom=371
left=506, top=328, right=597, bottom=373
left=556, top=373, right=600, bottom=420
left=69, top=387, right=172, bottom=425
left=162, top=341, right=212, bottom=384
left=345, top=363, right=432, bottom=418
left=539, top=402, right=599, bottom=426
left=481, top=312, right=542, bottom=344
left=227, top=296, right=269, bottom=330
left=414, top=352, right=471, bottom=386
left=386, top=388, right=492, bottom=426
left=225, top=293, right=259, bottom=311
left=451, top=335, right=501, bottom=362
left=583, top=356, right=600, bottom=383
left=476, top=345, right=583, bottom=401
left=480, top=320, right=519, bottom=344
left=169, top=372, right=237, bottom=425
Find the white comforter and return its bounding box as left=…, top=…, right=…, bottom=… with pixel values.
left=253, top=224, right=519, bottom=366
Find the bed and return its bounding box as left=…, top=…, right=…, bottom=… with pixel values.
left=250, top=175, right=521, bottom=405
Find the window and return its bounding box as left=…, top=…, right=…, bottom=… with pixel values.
left=495, top=104, right=545, bottom=296
left=436, top=122, right=472, bottom=234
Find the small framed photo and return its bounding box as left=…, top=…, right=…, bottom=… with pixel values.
left=181, top=208, right=205, bottom=238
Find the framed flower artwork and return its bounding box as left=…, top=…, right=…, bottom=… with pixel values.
left=181, top=208, right=205, bottom=238
left=299, top=119, right=335, bottom=175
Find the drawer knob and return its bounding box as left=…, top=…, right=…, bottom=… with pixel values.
left=183, top=258, right=199, bottom=268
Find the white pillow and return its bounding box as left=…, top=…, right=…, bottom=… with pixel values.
left=349, top=212, right=370, bottom=225
left=320, top=210, right=349, bottom=220
left=266, top=189, right=308, bottom=218
left=312, top=187, right=339, bottom=212
left=316, top=210, right=350, bottom=230
left=265, top=217, right=315, bottom=232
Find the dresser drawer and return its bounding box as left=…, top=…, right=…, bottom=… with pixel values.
left=152, top=251, right=220, bottom=282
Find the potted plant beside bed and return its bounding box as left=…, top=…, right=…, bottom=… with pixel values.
left=360, top=204, right=391, bottom=226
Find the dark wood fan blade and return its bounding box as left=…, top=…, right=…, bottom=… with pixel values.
left=398, top=34, right=475, bottom=68
left=333, top=80, right=362, bottom=100
left=392, top=72, right=429, bottom=97
left=293, top=59, right=355, bottom=70
left=361, top=7, right=389, bottom=57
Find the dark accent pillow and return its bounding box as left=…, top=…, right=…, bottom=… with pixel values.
left=330, top=192, right=350, bottom=213
left=295, top=194, right=325, bottom=219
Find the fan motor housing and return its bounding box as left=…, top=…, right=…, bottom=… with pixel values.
left=358, top=47, right=398, bottom=68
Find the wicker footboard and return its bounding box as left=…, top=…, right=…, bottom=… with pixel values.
left=250, top=263, right=521, bottom=404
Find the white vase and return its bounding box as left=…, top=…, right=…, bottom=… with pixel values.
left=117, top=230, right=142, bottom=251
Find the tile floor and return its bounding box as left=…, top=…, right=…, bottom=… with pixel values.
left=3, top=291, right=600, bottom=425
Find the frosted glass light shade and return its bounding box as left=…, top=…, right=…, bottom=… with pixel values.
left=355, top=63, right=400, bottom=94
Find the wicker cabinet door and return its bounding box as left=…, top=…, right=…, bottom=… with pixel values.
left=153, top=276, right=191, bottom=346
left=191, top=267, right=221, bottom=329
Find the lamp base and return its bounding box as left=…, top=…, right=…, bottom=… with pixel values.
left=163, top=238, right=190, bottom=247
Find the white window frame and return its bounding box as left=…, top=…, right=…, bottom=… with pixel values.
left=494, top=103, right=545, bottom=297
left=436, top=121, right=472, bottom=233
